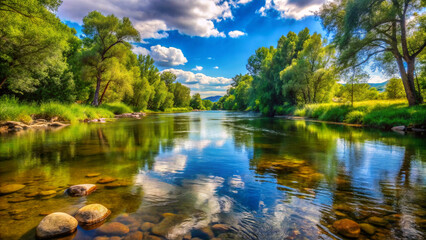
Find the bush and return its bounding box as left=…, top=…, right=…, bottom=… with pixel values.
left=292, top=100, right=426, bottom=129
left=344, top=110, right=365, bottom=124
left=100, top=102, right=133, bottom=114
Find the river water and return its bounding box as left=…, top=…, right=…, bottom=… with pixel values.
left=0, top=111, right=425, bottom=239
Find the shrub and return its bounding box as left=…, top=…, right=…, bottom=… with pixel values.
left=344, top=110, right=365, bottom=124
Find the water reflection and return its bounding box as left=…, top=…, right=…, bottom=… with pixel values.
left=0, top=111, right=425, bottom=239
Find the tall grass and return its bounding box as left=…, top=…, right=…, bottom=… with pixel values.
left=100, top=102, right=133, bottom=114
left=0, top=96, right=117, bottom=124
left=292, top=100, right=426, bottom=129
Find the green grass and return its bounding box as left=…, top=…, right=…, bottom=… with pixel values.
left=100, top=102, right=134, bottom=114
left=291, top=100, right=426, bottom=129
left=0, top=96, right=116, bottom=124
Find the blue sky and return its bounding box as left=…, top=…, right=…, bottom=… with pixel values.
left=58, top=0, right=384, bottom=98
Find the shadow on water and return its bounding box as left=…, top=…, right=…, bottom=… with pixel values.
left=0, top=111, right=425, bottom=239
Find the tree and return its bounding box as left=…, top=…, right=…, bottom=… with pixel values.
left=82, top=11, right=140, bottom=106
left=281, top=33, right=337, bottom=105
left=386, top=77, right=406, bottom=99
left=0, top=0, right=73, bottom=94
left=202, top=99, right=213, bottom=110
left=173, top=82, right=191, bottom=107
left=319, top=0, right=426, bottom=106
left=338, top=66, right=369, bottom=106
left=190, top=93, right=204, bottom=110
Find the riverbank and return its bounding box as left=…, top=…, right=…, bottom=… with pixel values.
left=285, top=100, right=426, bottom=130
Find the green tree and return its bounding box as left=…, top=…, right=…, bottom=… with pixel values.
left=190, top=93, right=204, bottom=110
left=280, top=33, right=337, bottom=104
left=386, top=78, right=406, bottom=99
left=173, top=82, right=191, bottom=107
left=202, top=99, right=213, bottom=110
left=319, top=0, right=426, bottom=106
left=82, top=11, right=140, bottom=106
left=0, top=0, right=73, bottom=94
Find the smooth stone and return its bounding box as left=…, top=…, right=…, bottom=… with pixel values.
left=75, top=204, right=111, bottom=225
left=201, top=227, right=214, bottom=239
left=141, top=214, right=161, bottom=224
left=36, top=212, right=78, bottom=239
left=97, top=177, right=117, bottom=184
left=25, top=192, right=39, bottom=197
left=96, top=222, right=129, bottom=236
left=146, top=235, right=162, bottom=240
left=332, top=219, right=360, bottom=238
left=39, top=190, right=57, bottom=196
left=140, top=222, right=154, bottom=231
left=94, top=237, right=109, bottom=240
left=367, top=216, right=388, bottom=227
left=123, top=231, right=144, bottom=240
left=359, top=223, right=376, bottom=235
left=183, top=233, right=192, bottom=240
left=104, top=183, right=123, bottom=189
left=212, top=224, right=230, bottom=232
left=67, top=184, right=97, bottom=197
left=86, top=173, right=101, bottom=178
left=151, top=214, right=185, bottom=236
left=40, top=185, right=56, bottom=191
left=0, top=184, right=26, bottom=195
left=8, top=197, right=32, bottom=203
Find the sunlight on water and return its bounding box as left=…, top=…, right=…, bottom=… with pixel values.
left=0, top=111, right=425, bottom=239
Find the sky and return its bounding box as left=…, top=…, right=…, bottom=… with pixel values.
left=58, top=0, right=386, bottom=98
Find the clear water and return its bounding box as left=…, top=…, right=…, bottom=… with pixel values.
left=0, top=111, right=425, bottom=240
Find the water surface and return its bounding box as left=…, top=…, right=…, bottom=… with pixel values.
left=0, top=111, right=425, bottom=239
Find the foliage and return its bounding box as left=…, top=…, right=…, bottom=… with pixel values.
left=202, top=99, right=213, bottom=110
left=0, top=96, right=115, bottom=123
left=385, top=78, right=406, bottom=99
left=100, top=102, right=133, bottom=114
left=293, top=100, right=425, bottom=128
left=319, top=0, right=426, bottom=105
left=190, top=93, right=204, bottom=110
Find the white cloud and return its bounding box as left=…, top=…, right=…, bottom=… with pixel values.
left=228, top=30, right=247, bottom=38
left=192, top=66, right=203, bottom=71
left=258, top=0, right=325, bottom=20
left=59, top=0, right=232, bottom=40
left=214, top=66, right=219, bottom=69
left=237, top=0, right=254, bottom=4
left=162, top=69, right=232, bottom=86
left=150, top=45, right=188, bottom=67
left=207, top=57, right=213, bottom=60
left=132, top=45, right=150, bottom=56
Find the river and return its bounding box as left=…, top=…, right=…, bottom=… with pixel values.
left=0, top=111, right=425, bottom=239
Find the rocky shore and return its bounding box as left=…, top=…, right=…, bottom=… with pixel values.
left=0, top=112, right=146, bottom=134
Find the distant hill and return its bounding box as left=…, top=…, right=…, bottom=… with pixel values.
left=368, top=81, right=388, bottom=92
left=203, top=95, right=222, bottom=102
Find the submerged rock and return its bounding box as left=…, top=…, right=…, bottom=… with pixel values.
left=123, top=231, right=144, bottom=240
left=332, top=218, right=360, bottom=238
left=140, top=222, right=154, bottom=232
left=359, top=223, right=376, bottom=235
left=75, top=204, right=111, bottom=225
left=67, top=184, right=97, bottom=197
left=151, top=214, right=185, bottom=237
left=8, top=197, right=32, bottom=203
left=86, top=173, right=102, bottom=178
left=97, top=177, right=118, bottom=184
left=212, top=224, right=230, bottom=233
left=0, top=184, right=26, bottom=195
left=39, top=190, right=56, bottom=196
left=96, top=222, right=130, bottom=236
left=367, top=216, right=388, bottom=227
left=36, top=212, right=78, bottom=239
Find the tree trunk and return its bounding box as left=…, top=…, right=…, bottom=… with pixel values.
left=99, top=80, right=111, bottom=105
left=0, top=76, right=7, bottom=89
left=395, top=58, right=422, bottom=106
left=91, top=76, right=102, bottom=106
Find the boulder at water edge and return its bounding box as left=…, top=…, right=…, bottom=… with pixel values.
left=75, top=204, right=111, bottom=225
left=67, top=184, right=97, bottom=197
left=332, top=218, right=360, bottom=238
left=36, top=212, right=78, bottom=239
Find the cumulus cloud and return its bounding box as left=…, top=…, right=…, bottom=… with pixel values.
left=228, top=30, right=247, bottom=38
left=59, top=0, right=234, bottom=40
left=150, top=45, right=188, bottom=67
left=258, top=0, right=325, bottom=19
left=162, top=69, right=232, bottom=86
left=192, top=66, right=203, bottom=71
left=132, top=45, right=150, bottom=56
left=214, top=66, right=219, bottom=69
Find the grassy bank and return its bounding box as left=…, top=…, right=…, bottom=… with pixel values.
left=145, top=107, right=193, bottom=113
left=291, top=100, right=426, bottom=129
left=0, top=97, right=133, bottom=124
